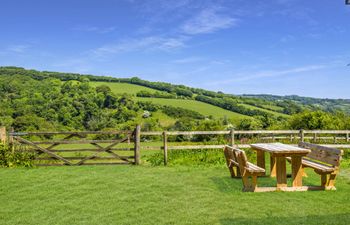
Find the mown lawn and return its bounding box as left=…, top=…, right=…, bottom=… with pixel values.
left=1, top=164, right=350, bottom=225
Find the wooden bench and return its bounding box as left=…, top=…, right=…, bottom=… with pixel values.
left=223, top=146, right=266, bottom=192
left=287, top=142, right=343, bottom=190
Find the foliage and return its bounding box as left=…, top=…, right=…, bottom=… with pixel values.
left=136, top=90, right=177, bottom=99
left=0, top=143, right=34, bottom=167
left=161, top=105, right=205, bottom=119
left=287, top=110, right=350, bottom=130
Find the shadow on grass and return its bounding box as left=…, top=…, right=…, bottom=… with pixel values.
left=220, top=213, right=350, bottom=225
left=210, top=176, right=278, bottom=193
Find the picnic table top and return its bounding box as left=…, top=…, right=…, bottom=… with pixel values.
left=250, top=143, right=311, bottom=155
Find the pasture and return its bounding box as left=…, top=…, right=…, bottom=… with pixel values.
left=90, top=81, right=253, bottom=121
left=1, top=161, right=350, bottom=225
left=137, top=97, right=249, bottom=121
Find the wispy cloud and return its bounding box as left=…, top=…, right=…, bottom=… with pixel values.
left=90, top=36, right=188, bottom=58
left=72, top=25, right=116, bottom=34
left=7, top=45, right=31, bottom=53
left=171, top=56, right=203, bottom=64
left=181, top=8, right=237, bottom=35
left=209, top=64, right=328, bottom=85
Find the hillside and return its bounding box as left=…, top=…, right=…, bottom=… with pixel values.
left=90, top=81, right=250, bottom=122
left=1, top=66, right=350, bottom=132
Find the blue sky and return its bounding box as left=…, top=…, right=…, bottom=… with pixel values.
left=1, top=0, right=350, bottom=98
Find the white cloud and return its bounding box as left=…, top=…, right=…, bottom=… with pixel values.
left=181, top=8, right=237, bottom=35
left=72, top=25, right=116, bottom=34
left=171, top=56, right=203, bottom=64
left=7, top=45, right=31, bottom=53
left=209, top=64, right=328, bottom=85
left=90, top=36, right=188, bottom=58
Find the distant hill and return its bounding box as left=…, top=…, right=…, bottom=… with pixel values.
left=0, top=66, right=349, bottom=131
left=243, top=94, right=350, bottom=114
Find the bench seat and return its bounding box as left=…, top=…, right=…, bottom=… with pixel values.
left=229, top=159, right=265, bottom=173
left=224, top=146, right=268, bottom=192
left=286, top=157, right=335, bottom=173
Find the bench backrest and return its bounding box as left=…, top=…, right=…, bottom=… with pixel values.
left=224, top=146, right=248, bottom=175
left=298, top=142, right=343, bottom=167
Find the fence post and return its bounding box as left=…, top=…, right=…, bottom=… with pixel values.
left=134, top=125, right=141, bottom=165
left=299, top=129, right=304, bottom=142
left=313, top=133, right=317, bottom=143
left=347, top=132, right=349, bottom=142
left=0, top=127, right=6, bottom=144
left=163, top=131, right=168, bottom=166
left=9, top=127, right=14, bottom=144
left=230, top=129, right=235, bottom=146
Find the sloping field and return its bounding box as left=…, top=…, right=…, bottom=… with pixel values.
left=91, top=81, right=250, bottom=122
left=137, top=97, right=250, bottom=122
left=90, top=81, right=157, bottom=95
left=239, top=103, right=289, bottom=118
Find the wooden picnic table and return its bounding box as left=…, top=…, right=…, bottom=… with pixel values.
left=250, top=143, right=311, bottom=190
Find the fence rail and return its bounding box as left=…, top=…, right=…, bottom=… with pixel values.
left=1, top=126, right=350, bottom=166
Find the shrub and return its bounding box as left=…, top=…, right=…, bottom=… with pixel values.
left=0, top=143, right=34, bottom=167
left=145, top=148, right=255, bottom=167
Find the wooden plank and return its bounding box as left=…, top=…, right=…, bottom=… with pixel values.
left=270, top=156, right=276, bottom=177
left=49, top=148, right=132, bottom=152
left=299, top=142, right=342, bottom=155
left=32, top=139, right=126, bottom=144
left=276, top=157, right=287, bottom=189
left=291, top=156, right=303, bottom=187
left=256, top=150, right=265, bottom=173
left=167, top=131, right=230, bottom=135
left=134, top=125, right=141, bottom=165
left=169, top=145, right=225, bottom=150
left=230, top=129, right=235, bottom=146
left=300, top=129, right=305, bottom=142
left=0, top=127, right=6, bottom=143
left=35, top=156, right=135, bottom=160
left=11, top=131, right=132, bottom=136
left=163, top=131, right=168, bottom=166
left=35, top=162, right=130, bottom=166
left=306, top=150, right=340, bottom=166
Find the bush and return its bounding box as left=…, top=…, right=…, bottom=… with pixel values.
left=0, top=143, right=34, bottom=167
left=145, top=148, right=255, bottom=167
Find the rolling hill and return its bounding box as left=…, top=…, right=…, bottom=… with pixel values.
left=1, top=66, right=349, bottom=132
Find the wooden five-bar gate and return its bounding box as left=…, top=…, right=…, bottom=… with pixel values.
left=6, top=125, right=141, bottom=166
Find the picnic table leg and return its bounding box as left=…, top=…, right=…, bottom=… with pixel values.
left=276, top=157, right=287, bottom=190
left=270, top=155, right=277, bottom=177
left=256, top=150, right=266, bottom=175
left=291, top=156, right=303, bottom=187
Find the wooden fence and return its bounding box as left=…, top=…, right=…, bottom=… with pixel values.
left=140, top=129, right=350, bottom=165
left=1, top=126, right=350, bottom=166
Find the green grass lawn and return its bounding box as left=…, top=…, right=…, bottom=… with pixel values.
left=1, top=164, right=349, bottom=225
left=137, top=97, right=250, bottom=122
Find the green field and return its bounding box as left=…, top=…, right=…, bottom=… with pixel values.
left=1, top=164, right=350, bottom=225
left=91, top=81, right=250, bottom=122
left=239, top=103, right=289, bottom=118
left=90, top=81, right=157, bottom=95
left=137, top=97, right=250, bottom=122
